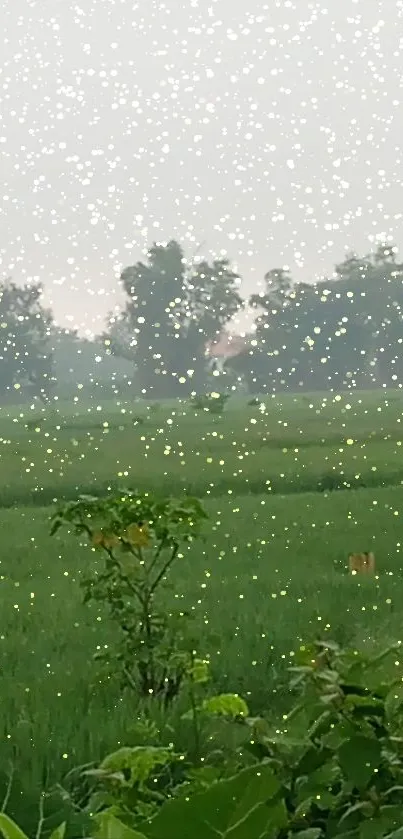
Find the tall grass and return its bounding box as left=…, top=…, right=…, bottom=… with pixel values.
left=0, top=391, right=403, bottom=504
left=0, top=390, right=402, bottom=818
left=0, top=485, right=402, bottom=800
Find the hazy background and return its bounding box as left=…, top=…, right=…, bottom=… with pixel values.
left=0, top=0, right=402, bottom=335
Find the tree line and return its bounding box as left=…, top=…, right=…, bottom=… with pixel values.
left=1, top=239, right=402, bottom=401
left=0, top=280, right=132, bottom=403
left=103, top=238, right=403, bottom=395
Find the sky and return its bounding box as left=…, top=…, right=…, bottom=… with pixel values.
left=0, top=0, right=402, bottom=336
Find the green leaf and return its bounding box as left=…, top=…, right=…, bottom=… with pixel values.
left=49, top=825, right=67, bottom=839
left=0, top=815, right=29, bottom=839
left=293, top=643, right=319, bottom=667
left=344, top=693, right=385, bottom=715
left=201, top=693, right=249, bottom=718
left=384, top=830, right=403, bottom=839
left=49, top=516, right=63, bottom=536
left=308, top=711, right=336, bottom=739
left=384, top=786, right=403, bottom=798
left=293, top=831, right=323, bottom=838
left=138, top=764, right=285, bottom=839
left=334, top=832, right=360, bottom=839
left=339, top=801, right=374, bottom=825
left=337, top=735, right=381, bottom=788
left=359, top=806, right=402, bottom=839
left=385, top=683, right=403, bottom=720
left=99, top=745, right=175, bottom=786
left=295, top=761, right=340, bottom=809
left=294, top=797, right=313, bottom=820
left=295, top=746, right=332, bottom=777
left=188, top=658, right=210, bottom=684
left=93, top=812, right=147, bottom=839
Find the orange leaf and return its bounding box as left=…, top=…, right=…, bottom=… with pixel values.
left=91, top=531, right=120, bottom=549
left=103, top=534, right=120, bottom=549
left=125, top=523, right=151, bottom=548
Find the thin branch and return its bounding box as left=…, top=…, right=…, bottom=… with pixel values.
left=35, top=793, right=45, bottom=839
left=147, top=537, right=168, bottom=578
left=150, top=545, right=179, bottom=596
left=103, top=546, right=143, bottom=600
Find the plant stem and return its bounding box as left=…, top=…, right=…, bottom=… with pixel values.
left=188, top=655, right=201, bottom=762
left=150, top=545, right=179, bottom=596
left=147, top=537, right=168, bottom=578
left=1, top=764, right=14, bottom=813
left=35, top=793, right=45, bottom=839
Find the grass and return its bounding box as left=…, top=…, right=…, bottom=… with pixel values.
left=0, top=388, right=403, bottom=822
left=1, top=389, right=403, bottom=504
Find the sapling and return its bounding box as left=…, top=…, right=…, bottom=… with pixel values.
left=51, top=490, right=208, bottom=703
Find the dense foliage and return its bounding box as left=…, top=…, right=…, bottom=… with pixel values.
left=232, top=244, right=403, bottom=393
left=103, top=240, right=243, bottom=397
left=4, top=639, right=403, bottom=837
left=3, top=240, right=403, bottom=399
left=29, top=491, right=403, bottom=837
left=0, top=278, right=54, bottom=401
left=102, top=239, right=403, bottom=398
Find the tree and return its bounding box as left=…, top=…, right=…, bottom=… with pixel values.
left=182, top=257, right=243, bottom=390
left=107, top=240, right=187, bottom=397
left=102, top=313, right=138, bottom=364
left=0, top=279, right=54, bottom=402
left=328, top=243, right=403, bottom=388
left=245, top=268, right=303, bottom=392
left=241, top=243, right=403, bottom=394
left=104, top=241, right=244, bottom=397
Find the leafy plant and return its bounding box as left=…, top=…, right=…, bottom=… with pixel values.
left=136, top=763, right=287, bottom=839
left=105, top=640, right=403, bottom=837
left=79, top=677, right=249, bottom=825
left=5, top=642, right=403, bottom=836
left=190, top=392, right=230, bottom=414
left=240, top=639, right=403, bottom=837
left=50, top=491, right=208, bottom=703
left=0, top=814, right=67, bottom=839
left=84, top=744, right=181, bottom=826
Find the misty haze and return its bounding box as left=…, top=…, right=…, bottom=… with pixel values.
left=0, top=2, right=403, bottom=836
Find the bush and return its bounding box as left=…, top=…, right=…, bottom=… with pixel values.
left=190, top=392, right=230, bottom=414
left=111, top=639, right=403, bottom=837
left=7, top=639, right=403, bottom=837
left=51, top=490, right=208, bottom=704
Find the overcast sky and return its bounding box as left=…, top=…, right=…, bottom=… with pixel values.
left=0, top=0, right=402, bottom=335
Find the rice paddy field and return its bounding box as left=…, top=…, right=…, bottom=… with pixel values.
left=1, top=388, right=403, bottom=821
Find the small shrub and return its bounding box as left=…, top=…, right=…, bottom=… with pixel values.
left=5, top=641, right=403, bottom=837
left=25, top=417, right=45, bottom=431
left=190, top=392, right=230, bottom=414
left=50, top=491, right=208, bottom=704
left=122, top=639, right=403, bottom=838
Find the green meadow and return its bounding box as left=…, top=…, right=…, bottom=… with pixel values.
left=0, top=389, right=403, bottom=818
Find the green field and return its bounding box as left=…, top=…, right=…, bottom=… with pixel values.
left=1, top=389, right=403, bottom=821
left=1, top=389, right=403, bottom=503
